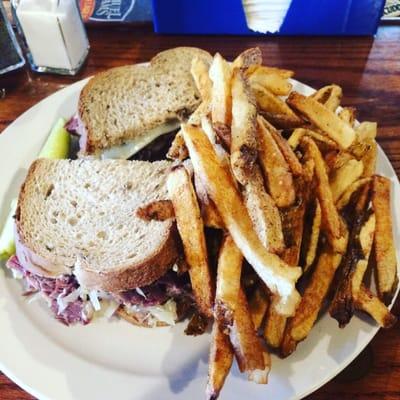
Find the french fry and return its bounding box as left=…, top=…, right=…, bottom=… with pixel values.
left=194, top=172, right=224, bottom=229
left=351, top=213, right=376, bottom=299
left=287, top=92, right=356, bottom=149
left=206, top=320, right=234, bottom=400
left=257, top=116, right=296, bottom=208
left=201, top=116, right=231, bottom=168
left=336, top=178, right=371, bottom=210
left=301, top=136, right=347, bottom=253
left=329, top=186, right=372, bottom=327
left=355, top=285, right=397, bottom=328
left=330, top=158, right=364, bottom=203
left=356, top=121, right=377, bottom=142
left=264, top=192, right=307, bottom=348
left=268, top=127, right=303, bottom=176
left=324, top=150, right=354, bottom=173
left=246, top=65, right=294, bottom=79
left=188, top=101, right=211, bottom=126
left=167, top=166, right=214, bottom=318
left=230, top=288, right=270, bottom=384
left=264, top=299, right=289, bottom=348
left=191, top=56, right=212, bottom=101
left=251, top=84, right=303, bottom=129
left=167, top=130, right=189, bottom=161
left=209, top=53, right=233, bottom=145
left=303, top=200, right=322, bottom=272
left=371, top=175, right=398, bottom=304
left=249, top=283, right=270, bottom=330
left=361, top=140, right=377, bottom=178
left=243, top=165, right=285, bottom=254
left=181, top=124, right=302, bottom=316
left=281, top=245, right=346, bottom=357
left=311, top=84, right=342, bottom=112
left=248, top=69, right=292, bottom=96
left=230, top=70, right=258, bottom=185
left=288, top=128, right=339, bottom=151
left=339, top=107, right=356, bottom=126
left=232, top=47, right=262, bottom=69
left=215, top=234, right=243, bottom=328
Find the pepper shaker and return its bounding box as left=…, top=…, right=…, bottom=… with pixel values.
left=11, top=0, right=90, bottom=75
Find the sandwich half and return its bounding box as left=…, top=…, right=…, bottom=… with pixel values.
left=67, top=47, right=212, bottom=159
left=8, top=159, right=193, bottom=327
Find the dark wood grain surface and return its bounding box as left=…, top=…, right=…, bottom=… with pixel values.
left=1, top=24, right=400, bottom=400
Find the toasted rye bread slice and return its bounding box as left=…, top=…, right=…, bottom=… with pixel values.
left=15, top=159, right=178, bottom=292
left=78, top=47, right=212, bottom=154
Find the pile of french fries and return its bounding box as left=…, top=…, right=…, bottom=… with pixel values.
left=166, top=48, right=398, bottom=399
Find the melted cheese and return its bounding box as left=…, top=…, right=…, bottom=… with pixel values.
left=100, top=121, right=181, bottom=160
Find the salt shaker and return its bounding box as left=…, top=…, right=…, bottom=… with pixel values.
left=11, top=0, right=90, bottom=75
left=0, top=2, right=25, bottom=75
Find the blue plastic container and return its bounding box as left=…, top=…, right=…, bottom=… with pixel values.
left=152, top=0, right=385, bottom=35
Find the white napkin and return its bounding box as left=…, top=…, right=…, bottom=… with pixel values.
left=242, top=0, right=293, bottom=33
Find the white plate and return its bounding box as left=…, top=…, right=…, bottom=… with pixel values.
left=0, top=77, right=399, bottom=400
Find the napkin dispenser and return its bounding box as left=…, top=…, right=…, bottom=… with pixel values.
left=152, top=0, right=385, bottom=35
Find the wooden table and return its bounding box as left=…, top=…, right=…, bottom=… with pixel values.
left=1, top=24, right=400, bottom=400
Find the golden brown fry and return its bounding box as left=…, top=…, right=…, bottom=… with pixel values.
left=264, top=190, right=308, bottom=348
left=361, top=140, right=377, bottom=178
left=282, top=245, right=346, bottom=356
left=264, top=303, right=288, bottom=348
left=230, top=70, right=258, bottom=185
left=336, top=178, right=371, bottom=210
left=339, top=107, right=356, bottom=126
left=246, top=64, right=294, bottom=79
left=181, top=124, right=302, bottom=316
left=287, top=92, right=355, bottom=149
left=324, top=150, right=354, bottom=173
left=288, top=128, right=339, bottom=151
left=371, top=175, right=398, bottom=304
left=232, top=47, right=262, bottom=69
left=136, top=200, right=175, bottom=221
left=167, top=130, right=188, bottom=161
left=351, top=213, right=376, bottom=298
left=188, top=100, right=211, bottom=126
left=191, top=56, right=212, bottom=101
left=206, top=320, right=234, bottom=400
left=264, top=186, right=309, bottom=348
left=311, top=84, right=342, bottom=112
left=167, top=166, right=214, bottom=318
left=301, top=136, right=347, bottom=253
left=243, top=165, right=285, bottom=254
left=251, top=84, right=303, bottom=129
left=268, top=127, right=303, bottom=176
left=355, top=285, right=397, bottom=328
left=209, top=53, right=232, bottom=137
left=257, top=116, right=296, bottom=208
left=356, top=121, right=377, bottom=142
left=194, top=172, right=224, bottom=229
left=203, top=202, right=224, bottom=229
left=249, top=69, right=292, bottom=96
left=230, top=288, right=270, bottom=383
left=304, top=200, right=322, bottom=272
left=248, top=284, right=270, bottom=330
left=215, top=235, right=243, bottom=327
left=330, top=158, right=364, bottom=203
left=357, top=286, right=397, bottom=326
